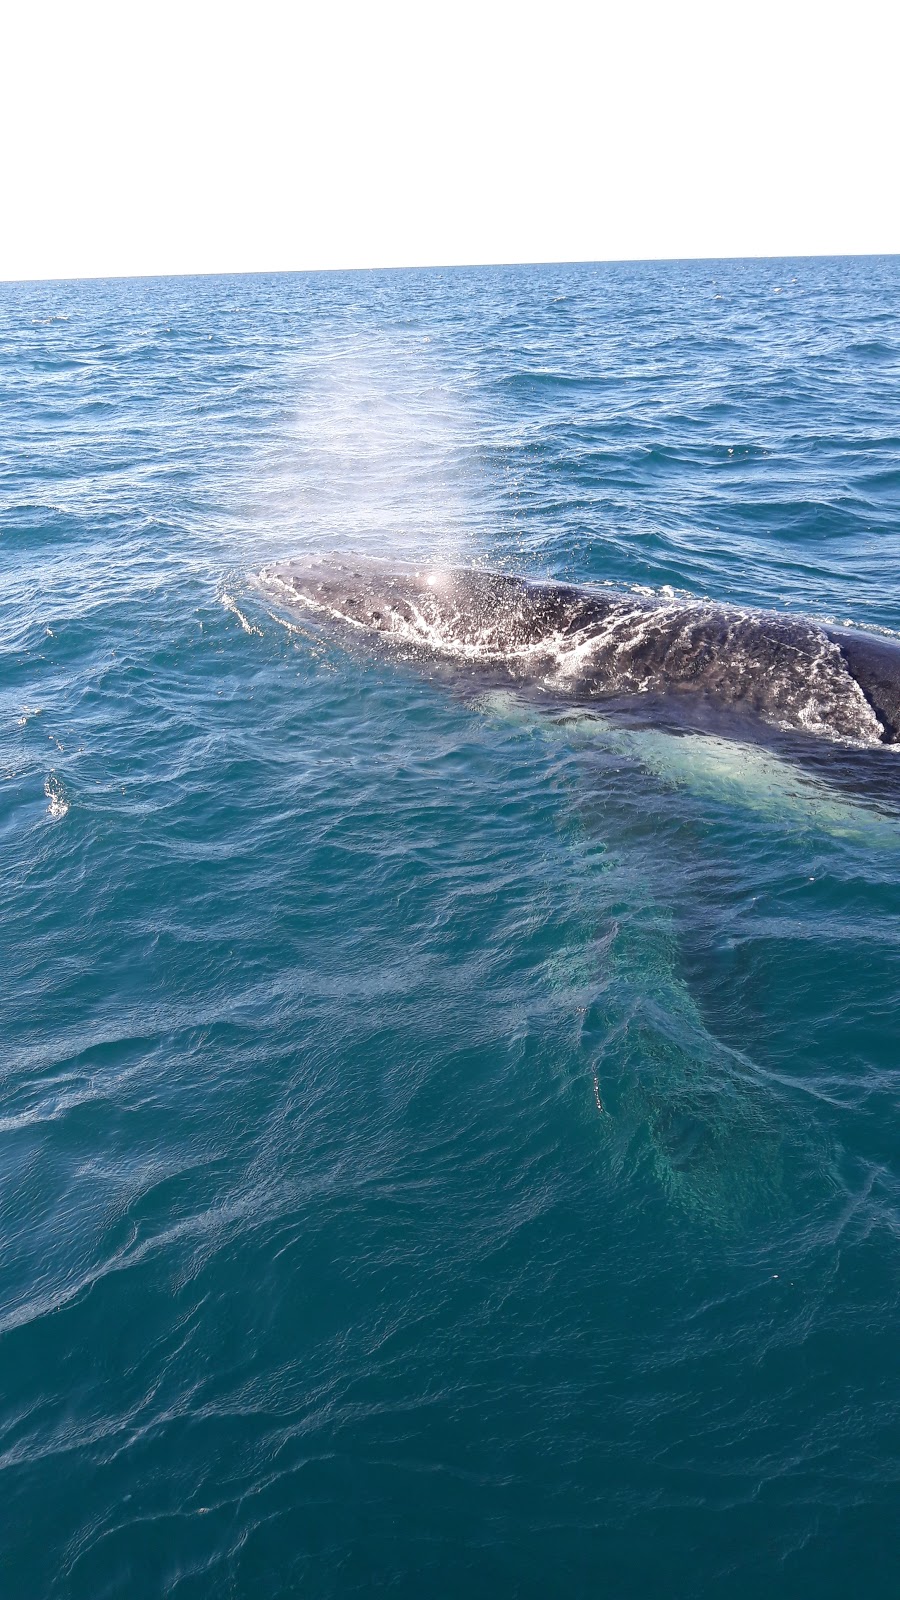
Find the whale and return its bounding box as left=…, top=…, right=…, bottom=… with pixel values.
left=253, top=554, right=900, bottom=1220
left=259, top=554, right=900, bottom=749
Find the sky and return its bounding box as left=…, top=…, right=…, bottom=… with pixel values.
left=2, top=0, right=897, bottom=281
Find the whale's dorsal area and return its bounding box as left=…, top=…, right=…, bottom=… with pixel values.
left=259, top=555, right=900, bottom=747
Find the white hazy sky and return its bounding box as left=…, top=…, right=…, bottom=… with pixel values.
left=2, top=1, right=897, bottom=282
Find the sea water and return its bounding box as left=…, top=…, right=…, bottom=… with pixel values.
left=2, top=259, right=900, bottom=1597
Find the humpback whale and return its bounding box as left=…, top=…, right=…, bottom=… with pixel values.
left=259, top=555, right=900, bottom=748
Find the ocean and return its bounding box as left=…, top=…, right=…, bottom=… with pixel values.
left=2, top=257, right=899, bottom=1597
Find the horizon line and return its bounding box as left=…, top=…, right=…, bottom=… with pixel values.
left=3, top=249, right=899, bottom=289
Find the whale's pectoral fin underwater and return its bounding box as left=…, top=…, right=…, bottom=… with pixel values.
left=259, top=555, right=900, bottom=749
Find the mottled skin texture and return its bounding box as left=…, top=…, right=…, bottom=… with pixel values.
left=260, top=557, right=900, bottom=746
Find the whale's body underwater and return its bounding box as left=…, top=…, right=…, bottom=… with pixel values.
left=260, top=555, right=900, bottom=750
left=255, top=556, right=900, bottom=1219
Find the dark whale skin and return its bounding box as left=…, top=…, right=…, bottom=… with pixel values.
left=825, top=629, right=900, bottom=743
left=260, top=557, right=900, bottom=748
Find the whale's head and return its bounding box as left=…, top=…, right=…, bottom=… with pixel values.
left=258, top=554, right=600, bottom=664
left=260, top=554, right=457, bottom=634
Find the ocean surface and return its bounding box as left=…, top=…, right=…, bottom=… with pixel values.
left=2, top=257, right=900, bottom=1598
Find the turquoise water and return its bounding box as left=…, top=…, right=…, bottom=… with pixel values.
left=2, top=259, right=900, bottom=1597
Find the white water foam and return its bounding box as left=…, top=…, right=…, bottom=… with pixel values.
left=45, top=775, right=68, bottom=819
left=221, top=591, right=264, bottom=637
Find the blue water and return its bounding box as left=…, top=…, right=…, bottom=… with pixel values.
left=2, top=258, right=900, bottom=1598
